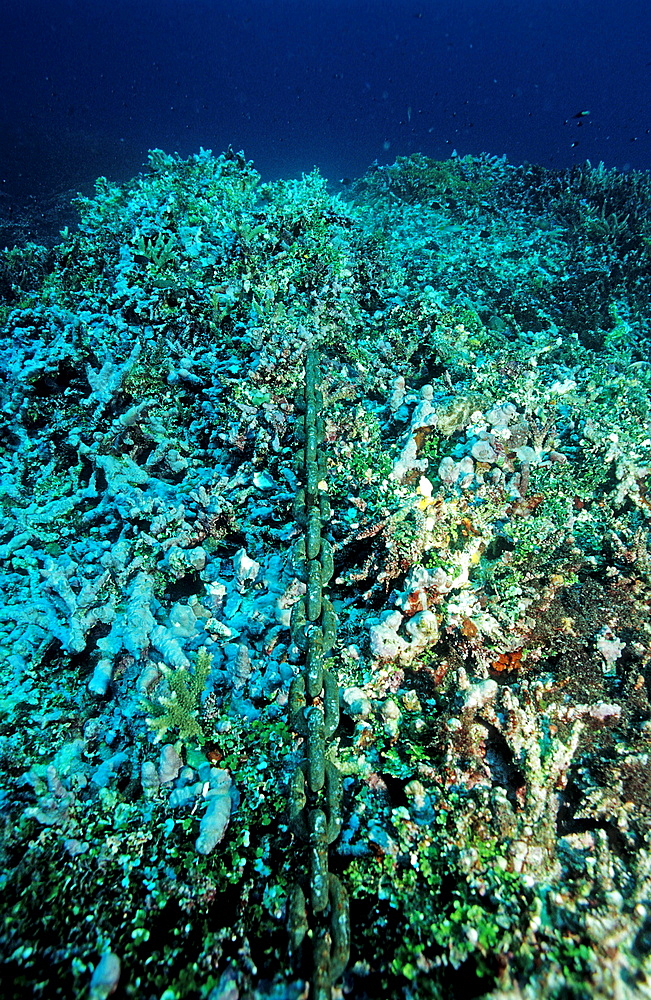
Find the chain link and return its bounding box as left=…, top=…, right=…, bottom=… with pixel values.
left=287, top=349, right=350, bottom=995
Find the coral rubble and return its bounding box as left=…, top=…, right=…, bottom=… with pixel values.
left=1, top=148, right=651, bottom=998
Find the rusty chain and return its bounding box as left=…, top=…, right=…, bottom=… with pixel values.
left=287, top=348, right=350, bottom=997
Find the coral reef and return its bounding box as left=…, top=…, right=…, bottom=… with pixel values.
left=1, top=148, right=651, bottom=998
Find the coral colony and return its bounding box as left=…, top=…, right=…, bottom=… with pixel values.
left=1, top=147, right=651, bottom=999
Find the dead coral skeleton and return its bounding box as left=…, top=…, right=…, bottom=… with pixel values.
left=448, top=675, right=597, bottom=878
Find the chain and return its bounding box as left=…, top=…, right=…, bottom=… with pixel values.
left=287, top=349, right=350, bottom=997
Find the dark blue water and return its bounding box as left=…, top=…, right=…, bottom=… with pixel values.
left=1, top=0, right=650, bottom=201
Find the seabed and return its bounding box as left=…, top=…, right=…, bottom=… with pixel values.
left=1, top=148, right=651, bottom=999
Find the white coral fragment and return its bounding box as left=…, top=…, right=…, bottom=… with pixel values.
left=89, top=951, right=121, bottom=999
left=195, top=770, right=233, bottom=855
left=233, top=547, right=261, bottom=588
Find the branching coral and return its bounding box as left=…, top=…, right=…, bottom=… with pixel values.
left=144, top=647, right=213, bottom=743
